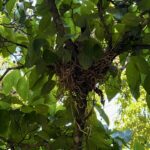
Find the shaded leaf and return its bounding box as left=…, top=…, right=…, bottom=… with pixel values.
left=146, top=94, right=150, bottom=109
left=95, top=105, right=109, bottom=125
left=34, top=104, right=50, bottom=115
left=138, top=0, right=150, bottom=11
left=126, top=59, right=141, bottom=99
left=41, top=80, right=55, bottom=95
left=0, top=110, right=10, bottom=136
left=122, top=13, right=140, bottom=27
left=143, top=73, right=150, bottom=94
left=43, top=49, right=58, bottom=64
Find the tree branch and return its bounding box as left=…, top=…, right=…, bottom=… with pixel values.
left=0, top=23, right=30, bottom=35
left=0, top=65, right=24, bottom=81
left=97, top=0, right=112, bottom=49
left=0, top=35, right=28, bottom=49
left=45, top=0, right=79, bottom=62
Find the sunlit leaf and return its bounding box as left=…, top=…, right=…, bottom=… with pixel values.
left=6, top=0, right=16, bottom=14
left=2, top=70, right=21, bottom=95
left=16, top=77, right=29, bottom=100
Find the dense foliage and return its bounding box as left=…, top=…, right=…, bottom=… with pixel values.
left=115, top=73, right=150, bottom=149
left=0, top=0, right=149, bottom=149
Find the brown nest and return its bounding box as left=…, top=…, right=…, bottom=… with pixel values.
left=55, top=50, right=117, bottom=97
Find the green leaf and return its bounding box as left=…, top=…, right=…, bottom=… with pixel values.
left=143, top=34, right=150, bottom=44
left=43, top=49, right=58, bottom=64
left=31, top=75, right=48, bottom=92
left=105, top=76, right=120, bottom=100
left=54, top=110, right=73, bottom=126
left=0, top=110, right=10, bottom=136
left=78, top=39, right=100, bottom=69
left=114, top=23, right=126, bottom=33
left=134, top=141, right=144, bottom=150
left=126, top=59, right=141, bottom=99
left=133, top=56, right=150, bottom=74
left=29, top=67, right=41, bottom=88
left=88, top=113, right=110, bottom=149
left=143, top=73, right=150, bottom=94
left=41, top=80, right=55, bottom=95
left=2, top=70, right=21, bottom=95
left=20, top=106, right=33, bottom=113
left=38, top=15, right=56, bottom=37
left=6, top=0, right=16, bottom=14
left=146, top=94, right=150, bottom=109
left=0, top=1, right=2, bottom=10
left=26, top=38, right=49, bottom=66
left=122, top=13, right=140, bottom=27
left=8, top=112, right=24, bottom=141
left=138, top=0, right=150, bottom=11
left=18, top=9, right=26, bottom=25
left=34, top=104, right=50, bottom=115
left=90, top=0, right=98, bottom=4
left=80, top=1, right=95, bottom=15
left=78, top=53, right=93, bottom=69
left=16, top=77, right=29, bottom=100
left=56, top=49, right=71, bottom=63
left=0, top=101, right=11, bottom=110
left=95, top=26, right=105, bottom=40
left=95, top=105, right=109, bottom=125
left=50, top=136, right=72, bottom=149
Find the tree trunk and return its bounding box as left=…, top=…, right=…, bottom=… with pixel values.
left=73, top=95, right=87, bottom=150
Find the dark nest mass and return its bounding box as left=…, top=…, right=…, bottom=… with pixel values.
left=55, top=50, right=117, bottom=98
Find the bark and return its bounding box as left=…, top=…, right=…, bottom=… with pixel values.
left=73, top=93, right=87, bottom=150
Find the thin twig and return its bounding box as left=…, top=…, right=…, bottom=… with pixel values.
left=0, top=35, right=28, bottom=49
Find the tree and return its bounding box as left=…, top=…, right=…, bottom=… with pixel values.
left=0, top=0, right=149, bottom=149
